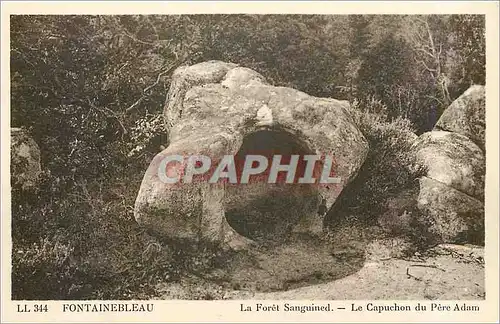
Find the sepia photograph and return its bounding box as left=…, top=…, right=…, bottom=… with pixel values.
left=6, top=9, right=490, bottom=307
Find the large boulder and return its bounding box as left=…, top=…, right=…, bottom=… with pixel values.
left=11, top=128, right=42, bottom=191
left=417, top=177, right=484, bottom=244
left=434, top=85, right=485, bottom=151
left=411, top=85, right=486, bottom=245
left=413, top=131, right=485, bottom=200
left=135, top=61, right=369, bottom=248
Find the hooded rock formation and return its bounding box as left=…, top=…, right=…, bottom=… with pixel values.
left=134, top=61, right=369, bottom=249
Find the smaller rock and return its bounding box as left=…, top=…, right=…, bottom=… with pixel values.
left=11, top=128, right=42, bottom=191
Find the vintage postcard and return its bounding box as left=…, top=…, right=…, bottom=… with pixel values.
left=1, top=1, right=499, bottom=323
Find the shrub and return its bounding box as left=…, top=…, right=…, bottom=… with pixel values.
left=12, top=238, right=84, bottom=299
left=11, top=171, right=235, bottom=300
left=327, top=100, right=425, bottom=228
left=128, top=114, right=167, bottom=158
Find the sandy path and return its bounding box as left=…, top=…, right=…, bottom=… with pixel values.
left=224, top=244, right=484, bottom=300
